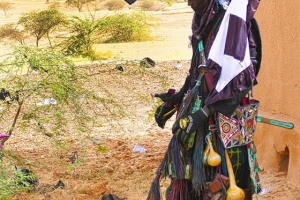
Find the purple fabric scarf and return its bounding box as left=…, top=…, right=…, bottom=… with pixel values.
left=191, top=0, right=216, bottom=40
left=189, top=0, right=260, bottom=105
left=0, top=133, right=9, bottom=149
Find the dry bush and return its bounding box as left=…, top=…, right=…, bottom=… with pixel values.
left=104, top=0, right=126, bottom=11
left=0, top=23, right=26, bottom=44
left=139, top=0, right=157, bottom=11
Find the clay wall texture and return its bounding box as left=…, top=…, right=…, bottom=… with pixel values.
left=255, top=0, right=299, bottom=119
left=254, top=0, right=300, bottom=186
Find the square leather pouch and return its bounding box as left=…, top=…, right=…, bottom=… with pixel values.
left=208, top=173, right=229, bottom=193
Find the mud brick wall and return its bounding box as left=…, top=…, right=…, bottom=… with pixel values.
left=253, top=0, right=300, bottom=186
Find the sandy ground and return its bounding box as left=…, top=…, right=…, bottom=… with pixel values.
left=1, top=1, right=300, bottom=200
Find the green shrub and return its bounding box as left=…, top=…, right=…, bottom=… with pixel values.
left=63, top=15, right=101, bottom=59
left=0, top=161, right=31, bottom=200
left=62, top=12, right=154, bottom=58
left=99, top=12, right=154, bottom=43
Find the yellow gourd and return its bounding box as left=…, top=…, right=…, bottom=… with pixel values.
left=203, top=143, right=210, bottom=165
left=207, top=137, right=221, bottom=167
left=225, top=150, right=245, bottom=200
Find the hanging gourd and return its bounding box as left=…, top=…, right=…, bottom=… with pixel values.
left=225, top=150, right=245, bottom=200
left=207, top=137, right=221, bottom=167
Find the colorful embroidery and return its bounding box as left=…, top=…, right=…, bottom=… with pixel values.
left=217, top=100, right=259, bottom=148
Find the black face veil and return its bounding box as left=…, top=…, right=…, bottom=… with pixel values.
left=124, top=0, right=138, bottom=5
left=124, top=0, right=200, bottom=6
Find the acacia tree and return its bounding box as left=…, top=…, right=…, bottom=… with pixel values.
left=18, top=8, right=67, bottom=47
left=65, top=0, right=95, bottom=12
left=0, top=1, right=13, bottom=17
left=0, top=46, right=98, bottom=145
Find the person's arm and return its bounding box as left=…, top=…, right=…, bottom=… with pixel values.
left=153, top=75, right=191, bottom=128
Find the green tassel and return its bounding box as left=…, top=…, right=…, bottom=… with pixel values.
left=192, top=128, right=206, bottom=191
left=185, top=164, right=191, bottom=179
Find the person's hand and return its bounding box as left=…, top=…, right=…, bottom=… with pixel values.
left=172, top=106, right=210, bottom=143
left=153, top=75, right=191, bottom=104
left=154, top=90, right=186, bottom=104
left=153, top=89, right=176, bottom=102
left=154, top=102, right=177, bottom=128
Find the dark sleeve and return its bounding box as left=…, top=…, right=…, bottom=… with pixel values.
left=166, top=75, right=191, bottom=104
left=208, top=88, right=251, bottom=117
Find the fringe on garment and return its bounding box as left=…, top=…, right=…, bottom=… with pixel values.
left=146, top=176, right=162, bottom=200
left=170, top=137, right=185, bottom=179
left=147, top=120, right=210, bottom=199
left=192, top=128, right=206, bottom=193
left=146, top=136, right=185, bottom=200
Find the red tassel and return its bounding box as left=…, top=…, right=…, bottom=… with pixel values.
left=168, top=179, right=190, bottom=200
